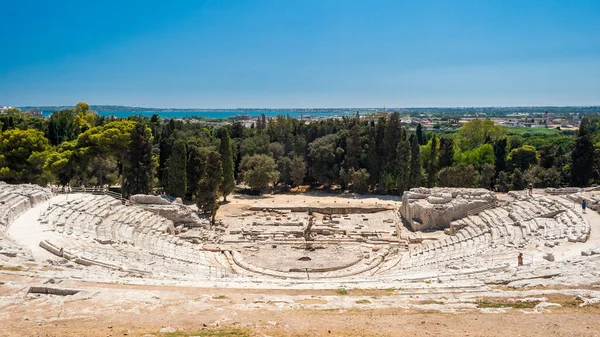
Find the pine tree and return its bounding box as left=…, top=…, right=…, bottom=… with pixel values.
left=409, top=134, right=421, bottom=188
left=126, top=121, right=155, bottom=195
left=571, top=117, right=594, bottom=187
left=219, top=128, right=235, bottom=202
left=166, top=140, right=187, bottom=198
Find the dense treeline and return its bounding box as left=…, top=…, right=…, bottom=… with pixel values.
left=1, top=102, right=600, bottom=222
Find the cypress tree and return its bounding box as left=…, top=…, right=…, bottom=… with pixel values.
left=409, top=134, right=421, bottom=188
left=383, top=112, right=401, bottom=176
left=345, top=123, right=361, bottom=170
left=426, top=135, right=438, bottom=187
left=126, top=121, right=155, bottom=195
left=166, top=140, right=187, bottom=198
left=197, top=151, right=223, bottom=225
left=494, top=137, right=508, bottom=174
left=416, top=123, right=425, bottom=145
left=395, top=136, right=410, bottom=194
left=186, top=145, right=206, bottom=199
left=571, top=117, right=594, bottom=187
left=438, top=137, right=454, bottom=169
left=219, top=128, right=235, bottom=202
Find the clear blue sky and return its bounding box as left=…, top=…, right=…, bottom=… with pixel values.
left=1, top=0, right=599, bottom=108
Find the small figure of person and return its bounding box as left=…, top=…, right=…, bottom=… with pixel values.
left=527, top=183, right=533, bottom=196
left=518, top=252, right=523, bottom=266
left=59, top=247, right=64, bottom=258
left=582, top=200, right=587, bottom=214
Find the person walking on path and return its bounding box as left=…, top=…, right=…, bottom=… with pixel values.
left=518, top=252, right=524, bottom=266
left=582, top=200, right=587, bottom=214
left=527, top=183, right=533, bottom=196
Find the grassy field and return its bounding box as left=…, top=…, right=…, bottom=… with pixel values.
left=504, top=126, right=564, bottom=136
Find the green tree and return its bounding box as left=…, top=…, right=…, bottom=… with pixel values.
left=426, top=135, right=438, bottom=187
left=0, top=129, right=51, bottom=183
left=196, top=150, right=222, bottom=225
left=416, top=123, right=425, bottom=145
left=493, top=138, right=508, bottom=173
left=571, top=117, right=595, bottom=187
left=508, top=145, right=538, bottom=172
left=47, top=109, right=79, bottom=145
left=277, top=156, right=293, bottom=185
left=395, top=137, right=410, bottom=194
left=350, top=168, right=370, bottom=194
left=345, top=123, right=361, bottom=170
left=383, top=112, right=402, bottom=176
left=186, top=145, right=207, bottom=199
left=166, top=140, right=187, bottom=198
left=409, top=135, right=421, bottom=188
left=83, top=120, right=136, bottom=195
left=290, top=155, right=306, bottom=187
left=219, top=128, right=235, bottom=202
left=456, top=119, right=506, bottom=152
left=496, top=171, right=511, bottom=192
left=240, top=154, right=280, bottom=192
left=479, top=163, right=496, bottom=190
left=126, top=121, right=155, bottom=195
left=437, top=164, right=480, bottom=188
left=511, top=168, right=527, bottom=190
left=455, top=144, right=495, bottom=170
left=367, top=118, right=386, bottom=186
left=438, top=137, right=454, bottom=169
left=308, top=134, right=342, bottom=187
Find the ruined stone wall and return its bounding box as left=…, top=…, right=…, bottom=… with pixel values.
left=249, top=204, right=394, bottom=214
left=400, top=188, right=496, bottom=232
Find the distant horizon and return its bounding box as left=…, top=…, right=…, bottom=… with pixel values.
left=14, top=104, right=600, bottom=110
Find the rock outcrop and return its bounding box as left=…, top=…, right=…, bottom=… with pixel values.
left=400, top=188, right=496, bottom=232
left=130, top=194, right=171, bottom=205
left=140, top=204, right=209, bottom=228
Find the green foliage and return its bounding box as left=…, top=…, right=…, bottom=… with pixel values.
left=455, top=144, right=495, bottom=170
left=126, top=122, right=155, bottom=195
left=349, top=168, right=370, bottom=193
left=409, top=135, right=421, bottom=188
left=438, top=137, right=454, bottom=169
left=437, top=164, right=480, bottom=188
left=0, top=129, right=51, bottom=183
left=511, top=168, right=527, bottom=190
left=524, top=165, right=562, bottom=188
left=395, top=137, right=410, bottom=194
left=277, top=156, right=293, bottom=185
left=47, top=109, right=79, bottom=145
left=196, top=151, right=222, bottom=224
left=456, top=119, right=506, bottom=152
left=479, top=163, right=496, bottom=190
left=240, top=154, right=279, bottom=192
left=219, top=129, right=235, bottom=201
left=572, top=118, right=595, bottom=187
left=425, top=135, right=438, bottom=187
left=290, top=155, right=306, bottom=187
left=508, top=145, right=538, bottom=172
left=308, top=134, right=342, bottom=187
left=166, top=140, right=187, bottom=197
